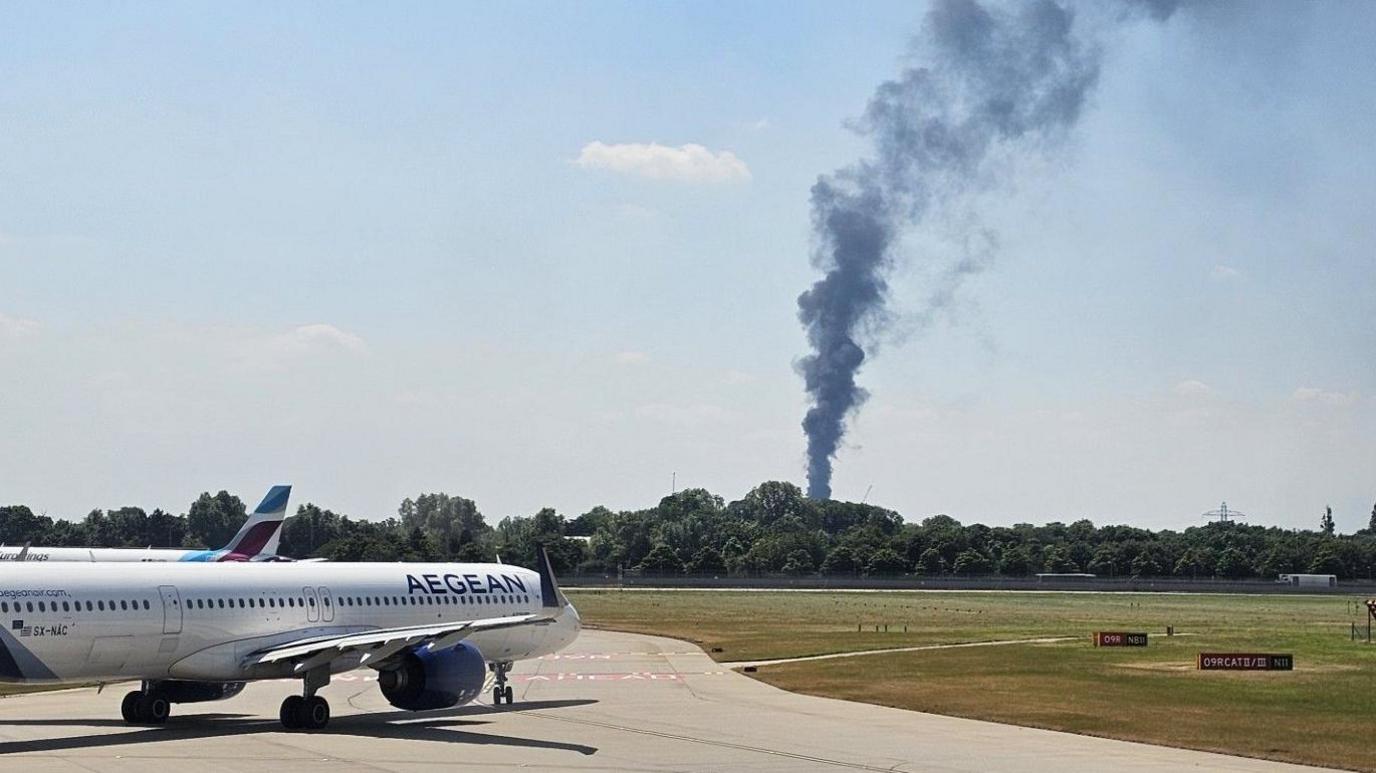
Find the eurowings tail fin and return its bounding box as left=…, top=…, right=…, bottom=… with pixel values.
left=219, top=485, right=291, bottom=560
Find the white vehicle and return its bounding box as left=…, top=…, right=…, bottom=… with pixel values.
left=0, top=546, right=580, bottom=730
left=0, top=485, right=294, bottom=563
left=1276, top=573, right=1337, bottom=588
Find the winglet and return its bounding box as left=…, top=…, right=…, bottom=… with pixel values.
left=219, top=485, right=292, bottom=560
left=536, top=544, right=565, bottom=609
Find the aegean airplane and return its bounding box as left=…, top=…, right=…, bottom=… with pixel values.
left=0, top=545, right=579, bottom=729
left=0, top=485, right=293, bottom=563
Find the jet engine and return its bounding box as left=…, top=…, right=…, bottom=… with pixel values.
left=378, top=641, right=486, bottom=711
left=153, top=680, right=246, bottom=703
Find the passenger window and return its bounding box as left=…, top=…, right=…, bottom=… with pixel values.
left=118, top=600, right=126, bottom=611
left=37, top=601, right=45, bottom=612
left=96, top=601, right=103, bottom=611
left=0, top=602, right=7, bottom=613
left=86, top=601, right=93, bottom=611
left=309, top=597, right=316, bottom=607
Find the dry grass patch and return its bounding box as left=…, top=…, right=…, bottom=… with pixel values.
left=569, top=589, right=1376, bottom=771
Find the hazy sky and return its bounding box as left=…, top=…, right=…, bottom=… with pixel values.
left=2, top=2, right=1372, bottom=532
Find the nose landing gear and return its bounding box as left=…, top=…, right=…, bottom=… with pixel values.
left=491, top=660, right=514, bottom=705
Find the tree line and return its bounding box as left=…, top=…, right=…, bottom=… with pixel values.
left=3, top=483, right=1376, bottom=580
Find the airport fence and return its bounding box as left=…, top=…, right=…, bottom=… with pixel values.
left=561, top=573, right=1376, bottom=595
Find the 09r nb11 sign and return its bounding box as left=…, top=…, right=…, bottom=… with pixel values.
left=1093, top=632, right=1148, bottom=647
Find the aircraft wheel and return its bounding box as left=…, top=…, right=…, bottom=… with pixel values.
left=138, top=692, right=170, bottom=725
left=492, top=686, right=504, bottom=706
left=280, top=695, right=304, bottom=730
left=303, top=696, right=330, bottom=730
left=120, top=691, right=141, bottom=724
left=503, top=685, right=513, bottom=704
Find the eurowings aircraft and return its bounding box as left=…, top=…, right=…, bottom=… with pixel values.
left=0, top=485, right=293, bottom=563
left=0, top=545, right=580, bottom=730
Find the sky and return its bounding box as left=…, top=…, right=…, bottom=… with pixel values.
left=1, top=1, right=1373, bottom=533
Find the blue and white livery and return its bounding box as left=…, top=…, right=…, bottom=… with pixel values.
left=0, top=546, right=580, bottom=730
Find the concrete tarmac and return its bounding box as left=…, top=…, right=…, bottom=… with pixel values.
left=0, top=629, right=1331, bottom=772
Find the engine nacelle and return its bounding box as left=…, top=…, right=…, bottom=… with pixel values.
left=378, top=641, right=486, bottom=711
left=153, top=680, right=246, bottom=704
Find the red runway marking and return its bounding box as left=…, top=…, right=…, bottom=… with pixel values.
left=517, top=671, right=727, bottom=682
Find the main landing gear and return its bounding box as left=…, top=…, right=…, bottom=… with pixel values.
left=120, top=683, right=171, bottom=725
left=491, top=661, right=514, bottom=706
left=279, top=666, right=331, bottom=731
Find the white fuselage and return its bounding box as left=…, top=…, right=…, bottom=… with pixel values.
left=0, top=561, right=580, bottom=684
left=0, top=546, right=214, bottom=563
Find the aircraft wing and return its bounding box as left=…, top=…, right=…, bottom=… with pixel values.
left=245, top=612, right=556, bottom=672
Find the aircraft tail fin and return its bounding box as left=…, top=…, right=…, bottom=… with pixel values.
left=219, top=485, right=291, bottom=560
left=535, top=544, right=566, bottom=609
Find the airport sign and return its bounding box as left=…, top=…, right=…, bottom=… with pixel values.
left=1093, top=632, right=1148, bottom=647
left=1197, top=653, right=1294, bottom=671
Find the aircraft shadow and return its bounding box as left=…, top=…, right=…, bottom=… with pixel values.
left=0, top=699, right=600, bottom=757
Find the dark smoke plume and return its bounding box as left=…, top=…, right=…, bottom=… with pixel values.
left=798, top=0, right=1182, bottom=499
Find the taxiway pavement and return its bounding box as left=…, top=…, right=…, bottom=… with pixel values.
left=0, top=629, right=1332, bottom=772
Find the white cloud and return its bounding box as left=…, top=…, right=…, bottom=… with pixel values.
left=0, top=312, right=40, bottom=339
left=614, top=351, right=648, bottom=365
left=748, top=118, right=770, bottom=131
left=1211, top=264, right=1241, bottom=281
left=574, top=141, right=751, bottom=183
left=266, top=324, right=368, bottom=356
left=1292, top=386, right=1358, bottom=407
left=1173, top=379, right=1213, bottom=397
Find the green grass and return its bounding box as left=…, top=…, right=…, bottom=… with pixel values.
left=568, top=589, right=1376, bottom=771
